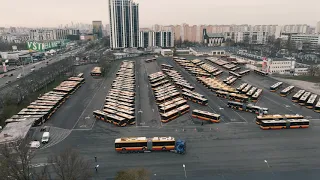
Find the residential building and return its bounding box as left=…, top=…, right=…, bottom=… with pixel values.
left=282, top=24, right=310, bottom=34
left=291, top=34, right=320, bottom=47
left=316, top=21, right=320, bottom=34
left=139, top=30, right=174, bottom=48
left=234, top=31, right=268, bottom=44
left=266, top=57, right=296, bottom=74
left=92, top=21, right=103, bottom=39
left=203, top=29, right=224, bottom=46
left=109, top=0, right=139, bottom=49
left=29, top=28, right=79, bottom=41
left=173, top=25, right=182, bottom=41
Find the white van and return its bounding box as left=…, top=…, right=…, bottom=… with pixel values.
left=41, top=132, right=50, bottom=144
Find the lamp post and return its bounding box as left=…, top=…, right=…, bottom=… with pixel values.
left=182, top=164, right=187, bottom=178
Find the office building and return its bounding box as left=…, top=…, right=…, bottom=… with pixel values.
left=266, top=57, right=296, bottom=74
left=29, top=28, right=79, bottom=41
left=92, top=21, right=103, bottom=39
left=139, top=30, right=174, bottom=48
left=109, top=0, right=139, bottom=49
left=291, top=34, right=320, bottom=47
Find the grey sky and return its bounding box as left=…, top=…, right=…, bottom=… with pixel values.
left=0, top=0, right=319, bottom=27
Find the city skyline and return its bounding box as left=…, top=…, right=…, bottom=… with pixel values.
left=0, top=0, right=319, bottom=27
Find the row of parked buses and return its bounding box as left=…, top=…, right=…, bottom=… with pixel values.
left=235, top=83, right=263, bottom=101
left=93, top=61, right=136, bottom=127
left=199, top=63, right=223, bottom=77
left=4, top=74, right=85, bottom=126
left=223, top=76, right=238, bottom=86
left=162, top=67, right=195, bottom=91
left=173, top=58, right=212, bottom=77
left=255, top=114, right=309, bottom=130
left=227, top=101, right=268, bottom=115
left=197, top=77, right=238, bottom=93
left=145, top=58, right=157, bottom=63
left=292, top=89, right=320, bottom=112
left=90, top=66, right=102, bottom=77
left=148, top=71, right=190, bottom=123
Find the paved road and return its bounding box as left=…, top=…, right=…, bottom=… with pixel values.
left=0, top=49, right=80, bottom=87
left=31, top=55, right=320, bottom=180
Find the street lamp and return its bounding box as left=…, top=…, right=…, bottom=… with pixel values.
left=182, top=164, right=187, bottom=178
left=264, top=160, right=274, bottom=176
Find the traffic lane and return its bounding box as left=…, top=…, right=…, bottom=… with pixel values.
left=35, top=123, right=320, bottom=179
left=137, top=59, right=161, bottom=127
left=158, top=57, right=249, bottom=123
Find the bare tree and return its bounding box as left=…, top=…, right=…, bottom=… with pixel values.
left=115, top=168, right=150, bottom=180
left=0, top=138, right=35, bottom=180
left=308, top=65, right=320, bottom=76
left=48, top=147, right=92, bottom=180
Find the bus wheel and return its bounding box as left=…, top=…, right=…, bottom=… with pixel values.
left=122, top=148, right=126, bottom=152
left=142, top=147, right=146, bottom=151
left=162, top=147, right=166, bottom=151
left=299, top=126, right=302, bottom=128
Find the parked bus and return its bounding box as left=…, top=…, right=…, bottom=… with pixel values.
left=156, top=92, right=181, bottom=104
left=159, top=100, right=187, bottom=114
left=182, top=88, right=205, bottom=98
left=229, top=71, right=242, bottom=79
left=246, top=87, right=257, bottom=97
left=151, top=80, right=170, bottom=89
left=227, top=101, right=268, bottom=115
left=192, top=109, right=220, bottom=123
left=103, top=104, right=135, bottom=116
left=241, top=84, right=252, bottom=94
left=298, top=92, right=311, bottom=106
left=270, top=82, right=283, bottom=92
left=114, top=136, right=185, bottom=153
left=161, top=64, right=174, bottom=69
left=255, top=114, right=304, bottom=125
left=259, top=119, right=309, bottom=130
left=229, top=93, right=249, bottom=103
left=254, top=69, right=268, bottom=76
left=161, top=104, right=190, bottom=123
left=91, top=67, right=102, bottom=76
left=236, top=83, right=248, bottom=91
left=181, top=92, right=208, bottom=105
left=175, top=82, right=195, bottom=91
left=77, top=73, right=84, bottom=78
left=306, top=94, right=318, bottom=109
left=251, top=89, right=263, bottom=102
left=230, top=67, right=241, bottom=72
left=280, top=86, right=295, bottom=97
left=315, top=99, right=320, bottom=113
left=159, top=97, right=184, bottom=108
left=238, top=70, right=250, bottom=76
left=93, top=110, right=127, bottom=127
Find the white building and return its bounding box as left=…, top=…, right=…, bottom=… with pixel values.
left=316, top=21, right=320, bottom=34
left=291, top=34, right=320, bottom=47
left=190, top=47, right=226, bottom=56
left=109, top=0, right=139, bottom=49
left=282, top=24, right=310, bottom=34
left=29, top=29, right=79, bottom=41
left=160, top=49, right=173, bottom=56
left=234, top=31, right=268, bottom=44
left=266, top=57, right=296, bottom=74
left=139, top=30, right=174, bottom=48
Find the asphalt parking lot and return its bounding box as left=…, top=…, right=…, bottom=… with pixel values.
left=32, top=56, right=320, bottom=180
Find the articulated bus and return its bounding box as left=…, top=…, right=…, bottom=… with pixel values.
left=315, top=99, right=320, bottom=113
left=181, top=92, right=208, bottom=105
left=161, top=104, right=190, bottom=123
left=306, top=94, right=318, bottom=109
left=159, top=97, right=184, bottom=108
left=238, top=70, right=250, bottom=76
left=182, top=88, right=205, bottom=98
left=292, top=90, right=306, bottom=103
left=298, top=92, right=311, bottom=106
left=229, top=71, right=242, bottom=79
left=246, top=87, right=257, bottom=97
left=115, top=136, right=178, bottom=153
left=254, top=69, right=268, bottom=76
left=227, top=101, right=268, bottom=115
left=280, top=86, right=295, bottom=97
left=216, top=91, right=248, bottom=103
left=241, top=84, right=252, bottom=94
left=159, top=100, right=187, bottom=114
left=156, top=92, right=181, bottom=104
left=236, top=83, right=248, bottom=91
left=161, top=64, right=174, bottom=69
left=260, top=119, right=309, bottom=130
left=255, top=114, right=304, bottom=125
left=93, top=110, right=127, bottom=127
left=91, top=67, right=102, bottom=76
left=270, top=82, right=283, bottom=92
left=192, top=109, right=220, bottom=123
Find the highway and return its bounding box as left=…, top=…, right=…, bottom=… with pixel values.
left=30, top=56, right=320, bottom=180
left=0, top=48, right=81, bottom=87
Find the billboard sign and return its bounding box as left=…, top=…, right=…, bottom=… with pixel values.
left=27, top=40, right=68, bottom=51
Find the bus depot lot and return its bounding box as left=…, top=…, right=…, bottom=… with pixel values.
left=32, top=56, right=320, bottom=179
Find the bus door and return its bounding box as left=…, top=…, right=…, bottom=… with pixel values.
left=286, top=121, right=290, bottom=129
left=242, top=104, right=246, bottom=111
left=147, top=138, right=153, bottom=151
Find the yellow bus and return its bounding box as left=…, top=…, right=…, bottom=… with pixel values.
left=91, top=67, right=102, bottom=76
left=280, top=86, right=295, bottom=97
left=252, top=89, right=263, bottom=102
left=260, top=119, right=309, bottom=130
left=192, top=109, right=220, bottom=123
left=292, top=90, right=306, bottom=102
left=315, top=99, right=320, bottom=113
left=255, top=114, right=304, bottom=125
left=298, top=92, right=311, bottom=106
left=270, top=82, right=283, bottom=92
left=159, top=99, right=187, bottom=114
left=115, top=137, right=176, bottom=152
left=161, top=104, right=190, bottom=123
left=306, top=94, right=317, bottom=109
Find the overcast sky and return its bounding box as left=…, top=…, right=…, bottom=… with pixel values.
left=0, top=0, right=319, bottom=27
